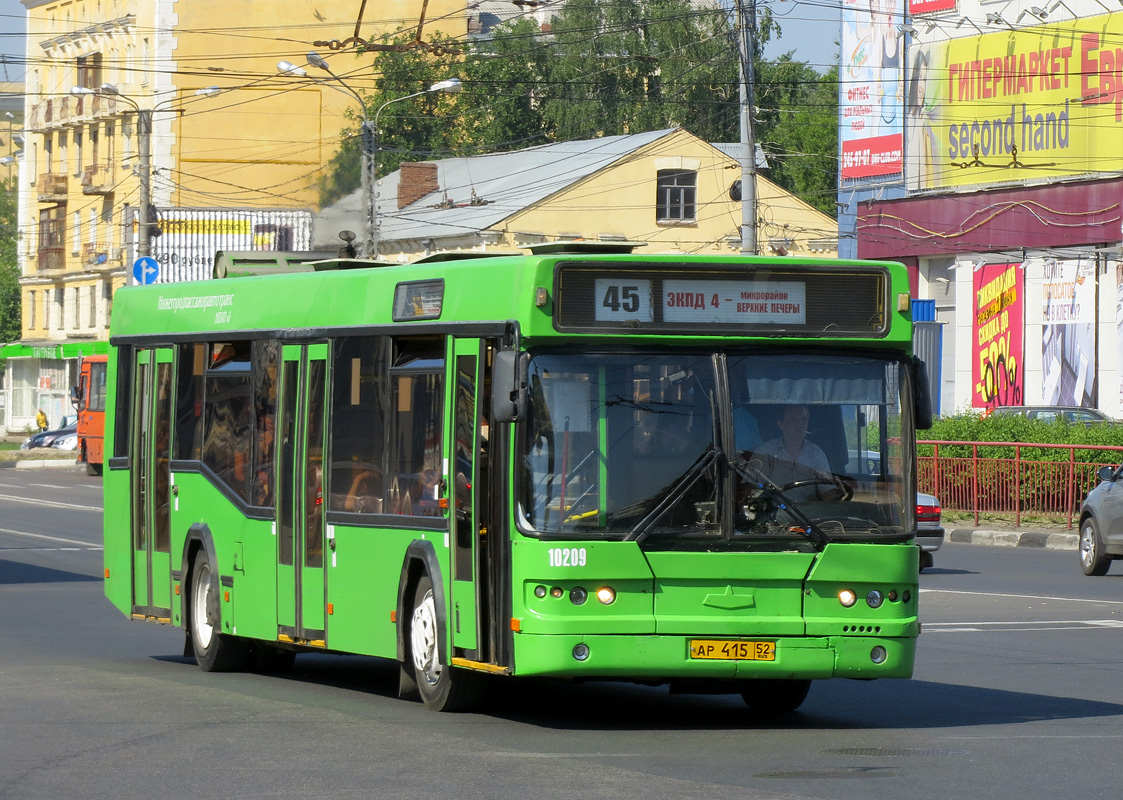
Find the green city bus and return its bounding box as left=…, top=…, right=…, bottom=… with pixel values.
left=103, top=243, right=931, bottom=713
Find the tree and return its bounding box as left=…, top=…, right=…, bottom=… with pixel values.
left=0, top=175, right=19, bottom=349
left=316, top=2, right=839, bottom=218
left=754, top=59, right=839, bottom=217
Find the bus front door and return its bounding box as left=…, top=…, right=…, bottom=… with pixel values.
left=130, top=347, right=174, bottom=619
left=276, top=344, right=329, bottom=645
left=448, top=339, right=488, bottom=657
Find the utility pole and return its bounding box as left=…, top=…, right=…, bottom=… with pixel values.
left=735, top=0, right=758, bottom=255
left=137, top=108, right=152, bottom=260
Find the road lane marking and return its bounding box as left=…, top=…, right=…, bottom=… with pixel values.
left=0, top=492, right=100, bottom=512
left=0, top=526, right=102, bottom=548
left=922, top=588, right=1123, bottom=605
left=924, top=619, right=1123, bottom=633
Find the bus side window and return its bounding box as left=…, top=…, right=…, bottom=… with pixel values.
left=328, top=336, right=391, bottom=514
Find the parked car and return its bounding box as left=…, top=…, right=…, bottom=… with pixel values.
left=917, top=492, right=944, bottom=571
left=989, top=405, right=1115, bottom=424
left=50, top=430, right=79, bottom=451
left=20, top=420, right=78, bottom=450
left=1078, top=464, right=1123, bottom=576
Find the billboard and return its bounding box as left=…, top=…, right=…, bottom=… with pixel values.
left=1042, top=258, right=1097, bottom=407
left=972, top=263, right=1024, bottom=409
left=907, top=13, right=1123, bottom=190
left=142, top=208, right=313, bottom=283
left=841, top=0, right=905, bottom=179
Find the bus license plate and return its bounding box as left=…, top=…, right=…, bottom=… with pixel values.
left=689, top=640, right=775, bottom=661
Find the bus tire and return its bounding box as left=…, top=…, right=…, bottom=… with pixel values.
left=740, top=679, right=811, bottom=716
left=409, top=574, right=484, bottom=712
left=188, top=549, right=249, bottom=672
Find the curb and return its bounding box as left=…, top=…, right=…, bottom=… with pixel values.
left=5, top=458, right=81, bottom=470
left=949, top=528, right=1078, bottom=550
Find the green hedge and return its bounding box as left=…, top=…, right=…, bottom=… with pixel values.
left=919, top=412, right=1123, bottom=464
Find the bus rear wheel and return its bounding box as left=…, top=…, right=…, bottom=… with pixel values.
left=409, top=575, right=484, bottom=712
left=188, top=549, right=249, bottom=672
left=740, top=679, right=811, bottom=716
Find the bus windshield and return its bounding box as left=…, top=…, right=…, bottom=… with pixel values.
left=517, top=352, right=912, bottom=545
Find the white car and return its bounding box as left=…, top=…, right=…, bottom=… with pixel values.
left=917, top=492, right=944, bottom=571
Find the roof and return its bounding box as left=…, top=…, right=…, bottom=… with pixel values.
left=712, top=143, right=769, bottom=169
left=315, top=129, right=679, bottom=247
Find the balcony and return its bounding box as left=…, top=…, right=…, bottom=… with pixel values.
left=37, top=173, right=68, bottom=202
left=82, top=164, right=114, bottom=194
left=28, top=93, right=118, bottom=131
left=82, top=241, right=113, bottom=266
left=37, top=247, right=65, bottom=272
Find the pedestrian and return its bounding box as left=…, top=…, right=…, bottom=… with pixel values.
left=36, top=408, right=48, bottom=432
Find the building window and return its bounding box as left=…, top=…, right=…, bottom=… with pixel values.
left=73, top=287, right=80, bottom=329
left=28, top=290, right=35, bottom=329
left=72, top=210, right=81, bottom=253
left=656, top=169, right=696, bottom=222
left=89, top=282, right=97, bottom=327
left=44, top=291, right=51, bottom=331
left=76, top=53, right=103, bottom=90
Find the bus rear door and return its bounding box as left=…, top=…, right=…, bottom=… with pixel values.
left=276, top=343, right=329, bottom=645
left=130, top=347, right=174, bottom=620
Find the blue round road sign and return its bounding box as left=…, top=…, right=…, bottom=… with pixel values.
left=133, top=256, right=159, bottom=285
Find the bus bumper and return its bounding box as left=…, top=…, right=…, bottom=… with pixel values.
left=510, top=633, right=916, bottom=680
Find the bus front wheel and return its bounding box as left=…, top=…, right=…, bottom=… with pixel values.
left=740, top=679, right=811, bottom=716
left=409, top=574, right=484, bottom=712
left=188, top=549, right=249, bottom=672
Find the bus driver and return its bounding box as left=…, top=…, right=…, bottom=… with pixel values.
left=755, top=405, right=841, bottom=501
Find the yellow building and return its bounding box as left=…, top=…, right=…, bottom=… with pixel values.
left=314, top=128, right=839, bottom=260
left=6, top=0, right=463, bottom=432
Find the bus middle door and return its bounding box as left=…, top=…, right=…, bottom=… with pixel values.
left=448, top=338, right=487, bottom=656
left=129, top=347, right=174, bottom=620
left=276, top=343, right=329, bottom=646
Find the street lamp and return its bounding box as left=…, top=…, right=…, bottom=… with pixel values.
left=281, top=54, right=460, bottom=258
left=71, top=84, right=220, bottom=263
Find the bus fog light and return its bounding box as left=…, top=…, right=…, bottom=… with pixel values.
left=870, top=646, right=887, bottom=664
left=573, top=643, right=590, bottom=661
left=550, top=587, right=564, bottom=598
left=866, top=590, right=884, bottom=608
left=596, top=587, right=616, bottom=605
left=570, top=587, right=588, bottom=605
left=534, top=585, right=547, bottom=599
left=838, top=589, right=857, bottom=607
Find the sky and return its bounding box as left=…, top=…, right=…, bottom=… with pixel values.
left=763, top=0, right=841, bottom=72
left=0, top=0, right=25, bottom=83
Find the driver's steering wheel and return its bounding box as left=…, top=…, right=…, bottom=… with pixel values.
left=779, top=477, right=854, bottom=501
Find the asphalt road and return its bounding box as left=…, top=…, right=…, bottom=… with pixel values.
left=2, top=465, right=1122, bottom=800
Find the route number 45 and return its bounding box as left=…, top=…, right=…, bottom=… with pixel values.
left=602, top=284, right=641, bottom=313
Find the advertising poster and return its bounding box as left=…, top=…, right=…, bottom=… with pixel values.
left=1042, top=259, right=1097, bottom=407
left=972, top=263, right=1024, bottom=409
left=841, top=0, right=905, bottom=179
left=907, top=13, right=1123, bottom=190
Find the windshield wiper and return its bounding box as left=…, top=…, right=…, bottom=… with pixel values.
left=625, top=449, right=718, bottom=543
left=729, top=455, right=830, bottom=545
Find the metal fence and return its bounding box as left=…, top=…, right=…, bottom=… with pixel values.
left=917, top=440, right=1123, bottom=528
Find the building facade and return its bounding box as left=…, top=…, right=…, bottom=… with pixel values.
left=4, top=0, right=465, bottom=432
left=840, top=0, right=1123, bottom=418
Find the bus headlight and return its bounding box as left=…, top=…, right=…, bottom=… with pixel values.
left=838, top=589, right=857, bottom=607
left=596, top=587, right=616, bottom=605
left=866, top=590, right=884, bottom=608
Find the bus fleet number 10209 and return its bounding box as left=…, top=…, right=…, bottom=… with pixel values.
left=548, top=547, right=588, bottom=567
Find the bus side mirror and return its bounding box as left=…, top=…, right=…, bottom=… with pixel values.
left=912, top=356, right=933, bottom=430
left=70, top=385, right=83, bottom=407
left=492, top=350, right=526, bottom=423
